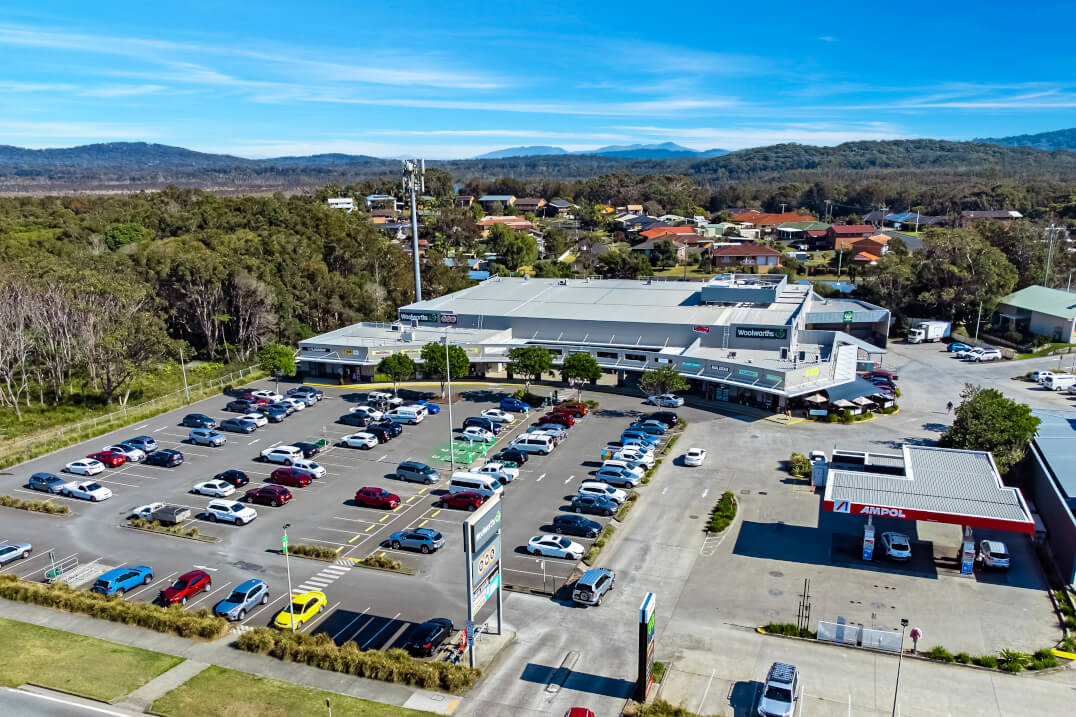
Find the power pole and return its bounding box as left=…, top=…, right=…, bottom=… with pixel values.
left=780, top=203, right=787, bottom=214
left=823, top=199, right=833, bottom=223
left=1044, top=224, right=1059, bottom=287
left=878, top=204, right=889, bottom=228
left=402, top=159, right=425, bottom=302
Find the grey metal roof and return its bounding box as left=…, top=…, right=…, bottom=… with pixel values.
left=1030, top=410, right=1076, bottom=500
left=825, top=378, right=886, bottom=402
left=806, top=297, right=891, bottom=324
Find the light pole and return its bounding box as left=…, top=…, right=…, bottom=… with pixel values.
left=283, top=523, right=296, bottom=631
left=443, top=330, right=455, bottom=471
left=179, top=346, right=190, bottom=402
left=891, top=617, right=909, bottom=717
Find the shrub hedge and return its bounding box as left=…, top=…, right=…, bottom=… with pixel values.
left=0, top=495, right=70, bottom=514
left=0, top=574, right=228, bottom=640
left=709, top=492, right=737, bottom=533
left=512, top=389, right=546, bottom=407
left=582, top=524, right=616, bottom=565
left=761, top=622, right=816, bottom=639
left=236, top=628, right=480, bottom=692
left=287, top=544, right=339, bottom=561
left=128, top=518, right=205, bottom=540
left=614, top=491, right=639, bottom=522
left=788, top=452, right=810, bottom=477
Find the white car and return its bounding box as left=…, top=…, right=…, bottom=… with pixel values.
left=61, top=481, right=112, bottom=502
left=579, top=481, right=627, bottom=505
left=648, top=394, right=685, bottom=407
left=242, top=412, right=269, bottom=427
left=614, top=447, right=654, bottom=467
left=292, top=458, right=326, bottom=478
left=683, top=447, right=707, bottom=466
left=473, top=462, right=517, bottom=483
left=105, top=444, right=145, bottom=463
left=461, top=426, right=495, bottom=443
left=881, top=531, right=912, bottom=561
left=251, top=389, right=283, bottom=403
left=260, top=445, right=303, bottom=465
left=340, top=432, right=378, bottom=449
left=601, top=459, right=646, bottom=479
left=527, top=535, right=584, bottom=560
left=968, top=348, right=1002, bottom=362
left=481, top=409, right=516, bottom=424
left=349, top=405, right=383, bottom=421
left=980, top=539, right=1011, bottom=570
left=281, top=397, right=307, bottom=411
left=130, top=502, right=165, bottom=520
left=956, top=347, right=984, bottom=360
left=64, top=459, right=105, bottom=476
left=205, top=499, right=257, bottom=526
left=287, top=393, right=316, bottom=407
left=192, top=480, right=236, bottom=497
left=1032, top=370, right=1055, bottom=384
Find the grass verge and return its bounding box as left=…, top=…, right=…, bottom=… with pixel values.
left=153, top=664, right=437, bottom=717
left=0, top=495, right=69, bottom=515
left=236, top=629, right=479, bottom=692
left=708, top=492, right=737, bottom=533
left=614, top=491, right=640, bottom=522
left=287, top=544, right=340, bottom=561
left=582, top=524, right=616, bottom=565
left=652, top=660, right=667, bottom=683
left=352, top=554, right=415, bottom=575
left=0, top=616, right=182, bottom=702
left=128, top=518, right=214, bottom=542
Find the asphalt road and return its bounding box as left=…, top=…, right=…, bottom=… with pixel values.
left=0, top=687, right=140, bottom=716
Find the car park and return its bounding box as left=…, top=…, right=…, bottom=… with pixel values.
left=92, top=565, right=154, bottom=595
left=0, top=542, right=32, bottom=566
left=340, top=432, right=378, bottom=449
left=189, top=428, right=227, bottom=447
left=181, top=413, right=216, bottom=429
left=396, top=461, right=440, bottom=484
left=349, top=405, right=383, bottom=421
left=260, top=445, right=303, bottom=465
left=572, top=567, right=615, bottom=606
left=758, top=662, right=800, bottom=717
left=251, top=389, right=283, bottom=403
left=124, top=436, right=158, bottom=453
left=570, top=494, right=617, bottom=516
left=241, top=412, right=268, bottom=427
left=219, top=417, right=257, bottom=433
left=460, top=426, right=495, bottom=443
left=389, top=527, right=445, bottom=553
left=436, top=490, right=486, bottom=511
left=683, top=448, right=707, bottom=466
left=528, top=535, right=584, bottom=560
left=551, top=514, right=602, bottom=538
left=281, top=397, right=307, bottom=411
left=881, top=531, right=912, bottom=561
left=270, top=467, right=312, bottom=488
left=254, top=405, right=287, bottom=422
left=648, top=393, right=684, bottom=407
left=28, top=472, right=68, bottom=493
left=104, top=444, right=145, bottom=463
left=593, top=466, right=640, bottom=488
left=274, top=590, right=326, bottom=629
left=214, top=469, right=250, bottom=487
left=144, top=449, right=184, bottom=467
left=463, top=416, right=502, bottom=435
left=499, top=397, right=531, bottom=413
left=214, top=579, right=269, bottom=620
left=537, top=413, right=573, bottom=428
left=207, top=498, right=258, bottom=523
left=481, top=408, right=516, bottom=424
left=980, top=540, right=1011, bottom=570
left=243, top=485, right=292, bottom=507
left=338, top=412, right=370, bottom=427
left=192, top=479, right=236, bottom=497
left=354, top=487, right=400, bottom=509
left=579, top=481, right=627, bottom=504
left=403, top=617, right=453, bottom=656
left=159, top=570, right=211, bottom=605
left=65, top=458, right=104, bottom=476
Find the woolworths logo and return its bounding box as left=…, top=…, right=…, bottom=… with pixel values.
left=735, top=327, right=787, bottom=339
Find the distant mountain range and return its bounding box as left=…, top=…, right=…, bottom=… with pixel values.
left=975, top=127, right=1076, bottom=152
left=473, top=142, right=729, bottom=160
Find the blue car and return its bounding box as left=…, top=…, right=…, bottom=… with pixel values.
left=621, top=430, right=659, bottom=447
left=124, top=436, right=157, bottom=453
left=414, top=400, right=440, bottom=415
left=948, top=342, right=972, bottom=353
left=92, top=565, right=154, bottom=595
left=628, top=422, right=666, bottom=436
left=500, top=398, right=531, bottom=413
left=213, top=578, right=269, bottom=620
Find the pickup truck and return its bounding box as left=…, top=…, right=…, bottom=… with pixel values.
left=131, top=502, right=191, bottom=525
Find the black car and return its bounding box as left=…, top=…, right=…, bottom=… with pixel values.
left=214, top=469, right=250, bottom=487
left=338, top=413, right=369, bottom=427
left=181, top=413, right=216, bottom=429
left=375, top=419, right=403, bottom=437
left=463, top=416, right=502, bottom=435
left=269, top=401, right=295, bottom=416
left=403, top=617, right=453, bottom=657
left=29, top=472, right=68, bottom=494
left=571, top=494, right=617, bottom=516
left=290, top=441, right=321, bottom=458
left=230, top=387, right=257, bottom=399
left=255, top=405, right=287, bottom=423
left=552, top=514, right=602, bottom=538
left=643, top=411, right=679, bottom=427
left=226, top=399, right=256, bottom=413
left=493, top=448, right=528, bottom=465
left=365, top=425, right=392, bottom=443
left=219, top=418, right=257, bottom=434
left=145, top=449, right=184, bottom=467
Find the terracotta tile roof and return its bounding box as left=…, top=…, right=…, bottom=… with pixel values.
left=806, top=229, right=828, bottom=237
left=730, top=211, right=815, bottom=227
left=853, top=251, right=879, bottom=262
left=710, top=244, right=783, bottom=257
left=830, top=224, right=876, bottom=234
left=640, top=226, right=697, bottom=239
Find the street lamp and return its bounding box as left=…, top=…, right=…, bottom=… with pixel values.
left=442, top=331, right=455, bottom=471
left=891, top=617, right=909, bottom=717
left=283, top=522, right=296, bottom=631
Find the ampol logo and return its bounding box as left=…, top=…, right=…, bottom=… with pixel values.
left=859, top=506, right=907, bottom=518
left=834, top=500, right=850, bottom=513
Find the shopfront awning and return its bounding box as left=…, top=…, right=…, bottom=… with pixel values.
left=803, top=394, right=828, bottom=404
left=825, top=378, right=884, bottom=403
left=852, top=396, right=875, bottom=407
left=832, top=399, right=856, bottom=409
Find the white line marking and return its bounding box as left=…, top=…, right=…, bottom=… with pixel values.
left=156, top=425, right=169, bottom=431
left=241, top=592, right=287, bottom=623
left=360, top=611, right=402, bottom=648
left=135, top=423, right=150, bottom=430
left=186, top=581, right=231, bottom=609
left=377, top=455, right=387, bottom=462
left=701, top=488, right=709, bottom=498
left=2, top=687, right=131, bottom=716
left=661, top=486, right=668, bottom=495
left=304, top=578, right=332, bottom=587
left=537, top=473, right=545, bottom=482
left=300, top=600, right=340, bottom=632
left=248, top=439, right=260, bottom=445
left=295, top=584, right=317, bottom=592
left=697, top=668, right=716, bottom=714
left=126, top=571, right=177, bottom=600
left=320, top=565, right=349, bottom=574
left=331, top=607, right=371, bottom=641
left=564, top=476, right=573, bottom=484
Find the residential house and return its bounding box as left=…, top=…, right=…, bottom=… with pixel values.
left=681, top=235, right=713, bottom=255
left=850, top=234, right=890, bottom=258
left=478, top=195, right=516, bottom=211
left=826, top=224, right=878, bottom=250
left=696, top=222, right=737, bottom=238
left=730, top=210, right=816, bottom=234
left=656, top=213, right=688, bottom=224
left=327, top=197, right=355, bottom=212
left=959, top=210, right=1023, bottom=228
left=852, top=251, right=879, bottom=265
left=630, top=235, right=689, bottom=262
left=365, top=194, right=399, bottom=212
left=864, top=210, right=947, bottom=230
left=708, top=244, right=783, bottom=273
left=478, top=215, right=534, bottom=236
left=626, top=204, right=644, bottom=214
left=776, top=221, right=830, bottom=242
left=514, top=197, right=547, bottom=214
left=546, top=199, right=577, bottom=218
left=456, top=195, right=475, bottom=208
left=639, top=225, right=698, bottom=241
left=993, top=285, right=1076, bottom=343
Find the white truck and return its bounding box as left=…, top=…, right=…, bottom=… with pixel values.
left=907, top=320, right=951, bottom=344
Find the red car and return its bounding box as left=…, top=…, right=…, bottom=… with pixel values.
left=244, top=485, right=292, bottom=506
left=436, top=490, right=486, bottom=511
left=553, top=401, right=588, bottom=417
left=159, top=569, right=211, bottom=606
left=538, top=413, right=574, bottom=428
left=564, top=710, right=596, bottom=717
left=87, top=450, right=126, bottom=468
left=354, top=487, right=400, bottom=509
left=269, top=467, right=312, bottom=488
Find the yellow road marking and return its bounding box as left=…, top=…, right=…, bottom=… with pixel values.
left=365, top=525, right=375, bottom=532
left=392, top=505, right=401, bottom=512
left=379, top=515, right=388, bottom=522
left=406, top=496, right=416, bottom=503
left=346, top=557, right=361, bottom=563
left=431, top=509, right=441, bottom=517
left=417, top=487, right=427, bottom=494
left=348, top=534, right=361, bottom=544
left=417, top=519, right=428, bottom=528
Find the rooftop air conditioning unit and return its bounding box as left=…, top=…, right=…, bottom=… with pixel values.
left=558, top=279, right=568, bottom=286
left=390, top=323, right=401, bottom=332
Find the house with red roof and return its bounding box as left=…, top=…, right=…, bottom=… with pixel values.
left=639, top=225, right=697, bottom=240
left=730, top=210, right=816, bottom=233
left=827, top=224, right=878, bottom=250
left=708, top=244, right=784, bottom=273
left=851, top=235, right=890, bottom=258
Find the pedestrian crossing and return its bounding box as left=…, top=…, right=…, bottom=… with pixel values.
left=294, top=563, right=350, bottom=592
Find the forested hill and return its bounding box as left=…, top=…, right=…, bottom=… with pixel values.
left=2, top=138, right=1076, bottom=194
left=976, top=128, right=1076, bottom=152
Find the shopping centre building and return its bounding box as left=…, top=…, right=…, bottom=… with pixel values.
left=297, top=274, right=891, bottom=413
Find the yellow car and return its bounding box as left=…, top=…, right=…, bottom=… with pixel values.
left=274, top=590, right=327, bottom=629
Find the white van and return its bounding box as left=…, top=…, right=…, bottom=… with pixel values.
left=1045, top=373, right=1076, bottom=391
left=449, top=472, right=504, bottom=498
left=509, top=434, right=556, bottom=455
left=384, top=406, right=424, bottom=424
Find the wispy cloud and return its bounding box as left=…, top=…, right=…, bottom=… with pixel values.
left=297, top=94, right=748, bottom=117
left=817, top=36, right=838, bottom=42
left=0, top=120, right=154, bottom=140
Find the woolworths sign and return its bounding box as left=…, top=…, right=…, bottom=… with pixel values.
left=735, top=327, right=788, bottom=340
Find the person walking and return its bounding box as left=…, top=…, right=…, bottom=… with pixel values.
left=946, top=401, right=954, bottom=414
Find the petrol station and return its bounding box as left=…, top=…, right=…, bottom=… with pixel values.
left=815, top=445, right=1035, bottom=573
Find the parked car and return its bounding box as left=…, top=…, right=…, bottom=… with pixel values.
left=84, top=450, right=123, bottom=469
left=474, top=461, right=519, bottom=483
left=340, top=432, right=378, bottom=449
left=123, top=435, right=158, bottom=453
left=527, top=424, right=567, bottom=441
left=564, top=709, right=597, bottom=717
left=144, top=448, right=184, bottom=467
left=241, top=412, right=269, bottom=427
left=291, top=458, right=325, bottom=479
left=572, top=567, right=615, bottom=606
left=226, top=399, right=257, bottom=413
left=402, top=617, right=453, bottom=656
left=414, top=398, right=440, bottom=414
left=242, top=486, right=292, bottom=507
left=956, top=347, right=984, bottom=360
left=230, top=387, right=257, bottom=399
left=92, top=565, right=153, bottom=595
left=129, top=502, right=165, bottom=520
left=683, top=447, right=707, bottom=466
left=593, top=466, right=639, bottom=488
left=159, top=570, right=211, bottom=606
left=0, top=542, right=32, bottom=566
left=354, top=487, right=400, bottom=509
left=28, top=472, right=67, bottom=493
left=349, top=405, right=383, bottom=421
left=281, top=397, right=307, bottom=412
left=499, top=397, right=531, bottom=413
left=285, top=392, right=316, bottom=407
left=374, top=419, right=404, bottom=437
left=396, top=461, right=440, bottom=484
left=527, top=535, right=584, bottom=560
left=389, top=527, right=445, bottom=554
left=214, top=578, right=269, bottom=620
left=189, top=428, right=227, bottom=447
left=552, top=514, right=602, bottom=538
left=274, top=590, right=326, bottom=629
left=181, top=413, right=216, bottom=429
left=600, top=459, right=646, bottom=479
left=254, top=405, right=287, bottom=422
left=251, top=389, right=283, bottom=403
left=613, top=448, right=654, bottom=467
left=61, top=480, right=112, bottom=501
left=463, top=416, right=502, bottom=435
left=980, top=539, right=1011, bottom=570
left=493, top=448, right=528, bottom=465
left=104, top=444, right=146, bottom=463
left=290, top=441, right=321, bottom=458
left=338, top=412, right=370, bottom=427
left=1032, top=370, right=1056, bottom=384
left=460, top=426, right=495, bottom=443
left=219, top=417, right=257, bottom=434
left=881, top=531, right=912, bottom=561
left=621, top=430, right=659, bottom=447
left=270, top=467, right=312, bottom=488
left=570, top=494, right=617, bottom=516
left=214, top=469, right=250, bottom=487
left=192, top=479, right=236, bottom=497
left=268, top=401, right=295, bottom=417
left=643, top=411, right=679, bottom=427
left=481, top=408, right=516, bottom=424
left=436, top=490, right=486, bottom=511
left=947, top=341, right=973, bottom=353
left=579, top=481, right=627, bottom=505
left=628, top=421, right=667, bottom=435
left=647, top=393, right=684, bottom=407
left=288, top=386, right=323, bottom=401
left=260, top=445, right=303, bottom=465
left=537, top=413, right=574, bottom=428
left=554, top=400, right=588, bottom=417
left=64, top=459, right=104, bottom=476
left=206, top=499, right=258, bottom=524
left=365, top=425, right=394, bottom=443
left=968, top=348, right=1002, bottom=362
left=758, top=662, right=800, bottom=717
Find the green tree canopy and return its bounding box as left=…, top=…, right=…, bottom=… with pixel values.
left=651, top=240, right=679, bottom=268
left=420, top=341, right=470, bottom=396
left=258, top=343, right=296, bottom=391
left=639, top=365, right=688, bottom=398
left=508, top=345, right=553, bottom=390
left=561, top=352, right=602, bottom=385
left=938, top=384, right=1041, bottom=474
left=376, top=352, right=416, bottom=395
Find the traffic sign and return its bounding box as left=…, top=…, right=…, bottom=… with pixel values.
left=466, top=619, right=475, bottom=642
left=281, top=535, right=289, bottom=551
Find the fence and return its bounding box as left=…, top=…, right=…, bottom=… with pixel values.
left=817, top=620, right=903, bottom=652
left=0, top=364, right=262, bottom=468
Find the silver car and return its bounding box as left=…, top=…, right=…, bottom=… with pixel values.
left=0, top=542, right=32, bottom=566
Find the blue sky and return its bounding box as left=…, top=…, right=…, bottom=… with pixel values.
left=2, top=0, right=1074, bottom=158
